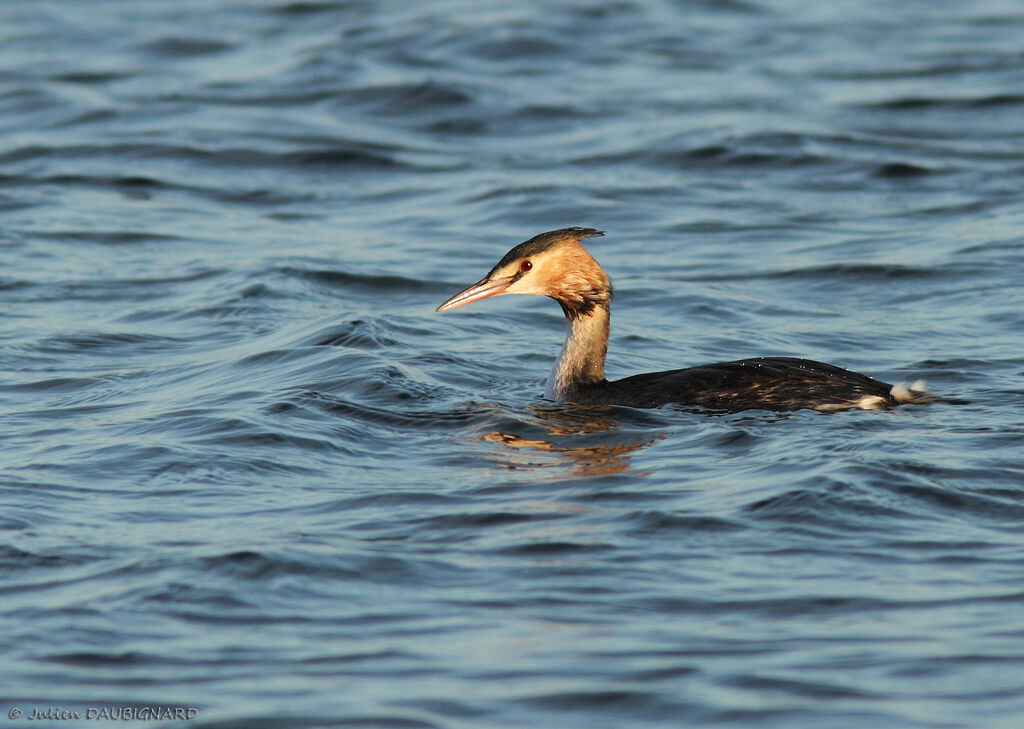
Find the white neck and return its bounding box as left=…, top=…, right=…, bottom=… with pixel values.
left=544, top=305, right=610, bottom=400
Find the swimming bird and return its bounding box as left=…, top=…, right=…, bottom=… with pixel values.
left=436, top=227, right=929, bottom=412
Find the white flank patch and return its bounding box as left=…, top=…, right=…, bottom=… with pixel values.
left=856, top=395, right=889, bottom=410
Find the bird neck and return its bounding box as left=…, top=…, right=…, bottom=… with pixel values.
left=545, top=303, right=610, bottom=400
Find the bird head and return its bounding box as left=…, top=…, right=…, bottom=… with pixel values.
left=436, top=227, right=610, bottom=319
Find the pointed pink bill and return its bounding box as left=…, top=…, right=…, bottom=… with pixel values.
left=436, top=276, right=514, bottom=312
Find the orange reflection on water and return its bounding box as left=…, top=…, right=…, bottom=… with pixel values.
left=479, top=404, right=661, bottom=477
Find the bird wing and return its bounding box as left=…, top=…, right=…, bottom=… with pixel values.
left=603, top=357, right=894, bottom=411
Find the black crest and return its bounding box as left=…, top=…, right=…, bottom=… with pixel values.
left=491, top=227, right=604, bottom=272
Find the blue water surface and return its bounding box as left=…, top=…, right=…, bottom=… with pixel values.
left=2, top=1, right=1024, bottom=727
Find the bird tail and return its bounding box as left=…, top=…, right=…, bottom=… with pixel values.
left=849, top=380, right=932, bottom=411
left=890, top=379, right=931, bottom=405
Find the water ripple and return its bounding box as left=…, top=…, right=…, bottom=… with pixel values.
left=2, top=1, right=1023, bottom=728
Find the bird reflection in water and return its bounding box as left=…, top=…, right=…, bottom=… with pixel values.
left=478, top=404, right=661, bottom=477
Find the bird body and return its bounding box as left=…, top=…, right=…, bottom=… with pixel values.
left=437, top=228, right=928, bottom=412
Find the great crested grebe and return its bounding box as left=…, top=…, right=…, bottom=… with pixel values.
left=436, top=227, right=929, bottom=412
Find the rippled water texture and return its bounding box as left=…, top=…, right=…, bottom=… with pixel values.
left=2, top=1, right=1024, bottom=727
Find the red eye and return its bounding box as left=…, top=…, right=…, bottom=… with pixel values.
left=520, top=260, right=532, bottom=272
